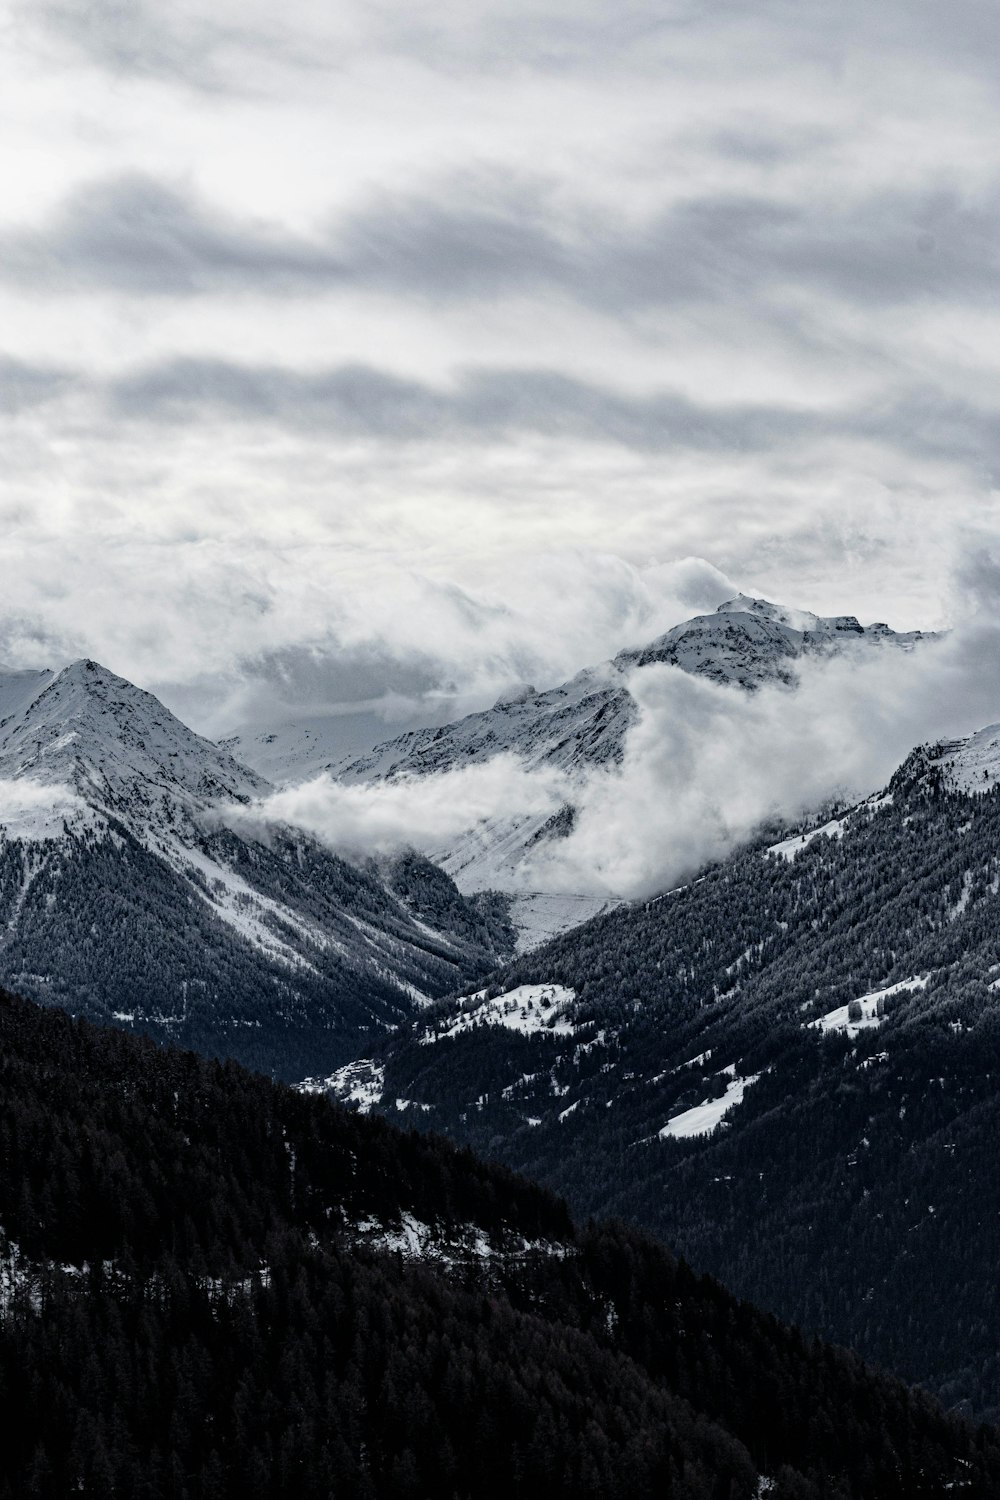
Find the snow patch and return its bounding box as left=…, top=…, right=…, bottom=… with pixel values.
left=660, top=1071, right=762, bottom=1139
left=0, top=777, right=94, bottom=842
left=808, top=976, right=928, bottom=1037
left=932, top=724, right=1000, bottom=794
left=300, top=1058, right=385, bottom=1112
left=422, top=983, right=576, bottom=1044
left=348, top=1212, right=568, bottom=1263
left=769, top=817, right=846, bottom=861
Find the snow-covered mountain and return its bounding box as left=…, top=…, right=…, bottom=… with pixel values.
left=232, top=594, right=934, bottom=950
left=224, top=596, right=934, bottom=798
left=0, top=660, right=515, bottom=1079
left=329, top=594, right=935, bottom=785
left=0, top=658, right=269, bottom=809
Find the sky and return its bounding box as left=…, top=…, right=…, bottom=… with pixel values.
left=3, top=0, right=1000, bottom=739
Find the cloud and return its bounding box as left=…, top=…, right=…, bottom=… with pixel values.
left=0, top=175, right=344, bottom=296
left=0, top=500, right=741, bottom=738
left=530, top=600, right=1000, bottom=897
left=4, top=0, right=1000, bottom=728
left=0, top=776, right=88, bottom=840
left=19, top=0, right=358, bottom=93
left=239, top=565, right=1000, bottom=902
left=228, top=753, right=568, bottom=857
left=0, top=357, right=75, bottom=412
left=10, top=165, right=1000, bottom=322
left=106, top=355, right=832, bottom=450
left=100, top=355, right=1000, bottom=482
left=30, top=0, right=239, bottom=88
left=11, top=345, right=1000, bottom=485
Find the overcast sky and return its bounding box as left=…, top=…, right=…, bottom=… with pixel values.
left=3, top=0, right=1000, bottom=734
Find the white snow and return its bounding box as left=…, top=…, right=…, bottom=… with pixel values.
left=809, top=976, right=928, bottom=1037
left=167, top=839, right=327, bottom=969
left=0, top=776, right=96, bottom=842
left=769, top=817, right=846, bottom=861
left=300, top=1058, right=385, bottom=1111
left=302, top=594, right=934, bottom=935
left=946, top=870, right=974, bottom=921
left=422, top=983, right=576, bottom=1044
left=932, top=724, right=1000, bottom=793
left=659, top=1070, right=761, bottom=1139
left=348, top=1212, right=569, bottom=1263
left=0, top=659, right=268, bottom=810
left=678, top=1048, right=714, bottom=1071
left=504, top=890, right=619, bottom=954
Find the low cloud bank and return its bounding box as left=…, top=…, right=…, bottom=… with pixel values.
left=228, top=754, right=568, bottom=858
left=0, top=778, right=89, bottom=841
left=542, top=611, right=1000, bottom=898
left=230, top=582, right=1000, bottom=900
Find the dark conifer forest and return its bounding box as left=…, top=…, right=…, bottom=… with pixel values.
left=344, top=778, right=1000, bottom=1419
left=2, top=985, right=998, bottom=1498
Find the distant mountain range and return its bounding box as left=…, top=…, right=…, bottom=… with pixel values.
left=10, top=586, right=1000, bottom=1450
left=0, top=659, right=513, bottom=1079
left=0, top=592, right=943, bottom=1072
left=225, top=593, right=941, bottom=948
left=328, top=593, right=940, bottom=945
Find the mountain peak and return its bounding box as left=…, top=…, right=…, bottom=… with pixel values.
left=716, top=592, right=787, bottom=617
left=0, top=657, right=270, bottom=812
left=715, top=593, right=864, bottom=634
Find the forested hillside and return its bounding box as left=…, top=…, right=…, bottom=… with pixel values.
left=2, top=986, right=996, bottom=1498
left=334, top=768, right=1000, bottom=1417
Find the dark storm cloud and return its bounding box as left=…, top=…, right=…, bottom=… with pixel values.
left=0, top=175, right=345, bottom=295
left=343, top=181, right=1000, bottom=312
left=0, top=357, right=75, bottom=412
left=106, top=355, right=827, bottom=449
left=7, top=168, right=1000, bottom=318
left=37, top=0, right=1000, bottom=90
left=99, top=354, right=1000, bottom=481
left=32, top=0, right=229, bottom=86
left=22, top=0, right=328, bottom=93
left=6, top=329, right=999, bottom=476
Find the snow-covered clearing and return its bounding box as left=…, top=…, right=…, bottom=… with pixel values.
left=660, top=1068, right=761, bottom=1140
left=300, top=1059, right=385, bottom=1112
left=423, top=983, right=576, bottom=1044
left=349, top=1212, right=569, bottom=1263
left=808, top=976, right=928, bottom=1037
left=769, top=817, right=846, bottom=861
left=0, top=778, right=96, bottom=842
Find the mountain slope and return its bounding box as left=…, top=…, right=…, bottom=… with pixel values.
left=0, top=657, right=270, bottom=807
left=0, top=661, right=514, bottom=1078
left=326, top=732, right=1000, bottom=1417
left=309, top=594, right=937, bottom=949
left=333, top=593, right=936, bottom=786
left=2, top=984, right=997, bottom=1499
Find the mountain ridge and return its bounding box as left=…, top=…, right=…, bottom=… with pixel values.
left=0, top=658, right=515, bottom=1078
left=314, top=593, right=943, bottom=947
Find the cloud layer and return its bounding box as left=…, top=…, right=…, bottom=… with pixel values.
left=238, top=591, right=1000, bottom=901
left=3, top=0, right=1000, bottom=731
